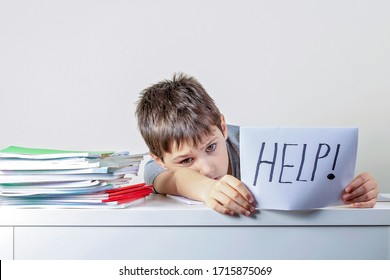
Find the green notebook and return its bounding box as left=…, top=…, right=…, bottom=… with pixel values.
left=0, top=146, right=113, bottom=159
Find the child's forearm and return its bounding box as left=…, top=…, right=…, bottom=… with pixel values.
left=173, top=168, right=214, bottom=202
left=153, top=168, right=255, bottom=216
left=152, top=170, right=181, bottom=196
left=153, top=168, right=213, bottom=202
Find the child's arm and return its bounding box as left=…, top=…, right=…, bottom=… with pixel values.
left=342, top=172, right=378, bottom=207
left=154, top=168, right=256, bottom=216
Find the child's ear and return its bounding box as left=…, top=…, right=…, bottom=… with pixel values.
left=150, top=153, right=167, bottom=169
left=220, top=114, right=228, bottom=140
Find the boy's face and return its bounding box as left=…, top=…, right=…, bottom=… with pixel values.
left=152, top=117, right=230, bottom=179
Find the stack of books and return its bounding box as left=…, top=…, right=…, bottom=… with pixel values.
left=0, top=146, right=152, bottom=208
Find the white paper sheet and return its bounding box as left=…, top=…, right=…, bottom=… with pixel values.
left=377, top=193, right=390, bottom=202
left=240, top=127, right=358, bottom=210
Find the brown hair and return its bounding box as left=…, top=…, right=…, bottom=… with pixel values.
left=135, top=73, right=222, bottom=160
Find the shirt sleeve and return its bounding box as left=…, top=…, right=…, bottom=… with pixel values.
left=226, top=124, right=241, bottom=179
left=143, top=158, right=166, bottom=186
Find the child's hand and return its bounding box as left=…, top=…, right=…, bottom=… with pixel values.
left=202, top=175, right=256, bottom=216
left=342, top=172, right=378, bottom=208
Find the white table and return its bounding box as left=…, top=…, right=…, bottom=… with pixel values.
left=1, top=194, right=389, bottom=260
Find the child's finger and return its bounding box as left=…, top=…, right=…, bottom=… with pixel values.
left=209, top=189, right=253, bottom=216
left=205, top=199, right=234, bottom=216
left=343, top=184, right=377, bottom=202
left=343, top=177, right=377, bottom=202
left=345, top=172, right=375, bottom=193
left=343, top=188, right=378, bottom=207
left=348, top=196, right=377, bottom=208
left=221, top=175, right=255, bottom=204
left=218, top=185, right=255, bottom=213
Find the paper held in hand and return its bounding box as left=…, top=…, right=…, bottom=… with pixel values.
left=240, top=127, right=358, bottom=210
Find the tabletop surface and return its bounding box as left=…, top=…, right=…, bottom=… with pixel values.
left=1, top=194, right=390, bottom=226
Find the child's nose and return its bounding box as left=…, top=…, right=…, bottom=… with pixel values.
left=197, top=159, right=214, bottom=177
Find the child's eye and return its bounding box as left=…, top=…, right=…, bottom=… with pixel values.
left=206, top=143, right=217, bottom=152
left=180, top=158, right=193, bottom=165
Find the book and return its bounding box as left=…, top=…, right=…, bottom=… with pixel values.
left=0, top=166, right=139, bottom=175
left=0, top=173, right=125, bottom=184
left=0, top=146, right=117, bottom=159
left=0, top=146, right=151, bottom=208
left=0, top=147, right=144, bottom=170
left=0, top=183, right=153, bottom=207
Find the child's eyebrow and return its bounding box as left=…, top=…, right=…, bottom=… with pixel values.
left=172, top=153, right=191, bottom=162
left=204, top=137, right=218, bottom=147
left=171, top=146, right=194, bottom=162
left=171, top=133, right=219, bottom=162
left=172, top=140, right=217, bottom=162
left=197, top=136, right=219, bottom=152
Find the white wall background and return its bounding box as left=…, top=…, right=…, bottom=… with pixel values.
left=0, top=0, right=389, bottom=191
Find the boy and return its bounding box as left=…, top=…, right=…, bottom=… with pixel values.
left=135, top=73, right=378, bottom=216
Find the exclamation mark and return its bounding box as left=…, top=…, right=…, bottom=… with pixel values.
left=327, top=144, right=340, bottom=180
